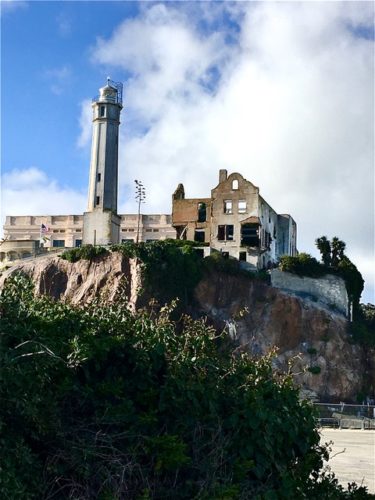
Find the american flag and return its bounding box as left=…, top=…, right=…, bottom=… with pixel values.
left=40, top=224, right=50, bottom=241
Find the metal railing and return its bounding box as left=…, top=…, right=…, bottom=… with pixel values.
left=314, top=403, right=375, bottom=429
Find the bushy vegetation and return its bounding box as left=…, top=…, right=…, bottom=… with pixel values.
left=279, top=238, right=365, bottom=321
left=350, top=304, right=375, bottom=348
left=1, top=274, right=370, bottom=499
left=61, top=244, right=109, bottom=262
left=61, top=240, right=267, bottom=307
left=315, top=237, right=364, bottom=316
left=279, top=253, right=327, bottom=278
left=307, top=366, right=322, bottom=375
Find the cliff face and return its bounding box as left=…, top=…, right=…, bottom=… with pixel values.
left=0, top=253, right=142, bottom=308
left=0, top=252, right=370, bottom=402
left=195, top=272, right=365, bottom=402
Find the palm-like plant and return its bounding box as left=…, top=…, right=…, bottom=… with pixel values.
left=315, top=236, right=331, bottom=266
left=331, top=236, right=346, bottom=267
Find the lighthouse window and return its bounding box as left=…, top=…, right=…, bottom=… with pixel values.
left=97, top=173, right=101, bottom=182
left=96, top=196, right=100, bottom=206
left=100, top=106, right=105, bottom=117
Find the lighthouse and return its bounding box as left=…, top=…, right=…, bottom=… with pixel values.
left=83, top=78, right=123, bottom=246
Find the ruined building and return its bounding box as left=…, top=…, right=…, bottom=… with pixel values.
left=2, top=81, right=297, bottom=269
left=172, top=170, right=297, bottom=270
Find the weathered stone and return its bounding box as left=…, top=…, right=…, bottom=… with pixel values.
left=194, top=271, right=368, bottom=402
left=0, top=252, right=142, bottom=308
left=270, top=269, right=348, bottom=316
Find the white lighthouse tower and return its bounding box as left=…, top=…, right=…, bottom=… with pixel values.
left=83, top=78, right=123, bottom=246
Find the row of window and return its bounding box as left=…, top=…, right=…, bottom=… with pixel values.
left=194, top=225, right=262, bottom=244
left=52, top=240, right=82, bottom=248
left=122, top=228, right=160, bottom=232
left=196, top=199, right=248, bottom=220
left=223, top=200, right=247, bottom=214
left=121, top=239, right=158, bottom=243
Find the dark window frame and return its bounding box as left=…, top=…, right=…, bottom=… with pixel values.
left=197, top=202, right=207, bottom=222
left=194, top=229, right=205, bottom=243
left=218, top=224, right=234, bottom=241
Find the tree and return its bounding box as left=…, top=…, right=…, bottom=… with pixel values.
left=0, top=273, right=370, bottom=499
left=315, top=236, right=363, bottom=318
left=315, top=236, right=331, bottom=266
left=331, top=237, right=346, bottom=268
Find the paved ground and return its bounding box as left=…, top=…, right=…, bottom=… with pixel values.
left=320, top=429, right=375, bottom=493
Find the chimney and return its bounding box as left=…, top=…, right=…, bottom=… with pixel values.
left=219, top=169, right=227, bottom=183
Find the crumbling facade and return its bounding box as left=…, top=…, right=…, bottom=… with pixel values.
left=172, top=170, right=297, bottom=269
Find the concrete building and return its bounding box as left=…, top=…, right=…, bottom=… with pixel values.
left=1, top=213, right=175, bottom=254
left=172, top=169, right=297, bottom=270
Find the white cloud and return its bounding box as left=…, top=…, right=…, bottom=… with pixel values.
left=86, top=2, right=373, bottom=301
left=57, top=12, right=72, bottom=37
left=44, top=65, right=72, bottom=95
left=1, top=167, right=86, bottom=236
left=0, top=0, right=28, bottom=16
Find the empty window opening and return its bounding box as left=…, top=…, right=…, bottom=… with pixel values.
left=239, top=251, right=247, bottom=261
left=241, top=224, right=259, bottom=247
left=198, top=202, right=207, bottom=222
left=100, top=106, right=105, bottom=117
left=218, top=225, right=234, bottom=241
left=75, top=240, right=82, bottom=248
left=232, top=179, right=239, bottom=190
left=238, top=200, right=247, bottom=213
left=96, top=196, right=100, bottom=206
left=97, top=173, right=101, bottom=182
left=224, top=200, right=233, bottom=214
left=194, top=230, right=205, bottom=243
left=152, top=228, right=159, bottom=232
left=264, top=231, right=271, bottom=249
left=176, top=226, right=187, bottom=240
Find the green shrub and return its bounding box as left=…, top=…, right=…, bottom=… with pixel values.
left=308, top=366, right=321, bottom=375
left=279, top=253, right=327, bottom=278
left=61, top=244, right=108, bottom=262
left=1, top=274, right=369, bottom=498
left=307, top=347, right=317, bottom=356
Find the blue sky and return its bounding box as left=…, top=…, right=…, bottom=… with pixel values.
left=2, top=1, right=139, bottom=189
left=1, top=1, right=374, bottom=302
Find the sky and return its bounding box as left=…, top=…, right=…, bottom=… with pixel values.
left=1, top=1, right=374, bottom=303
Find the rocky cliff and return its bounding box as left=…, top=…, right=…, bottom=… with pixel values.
left=194, top=272, right=367, bottom=402
left=0, top=252, right=371, bottom=402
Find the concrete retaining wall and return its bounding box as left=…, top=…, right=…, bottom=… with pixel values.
left=270, top=269, right=348, bottom=316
